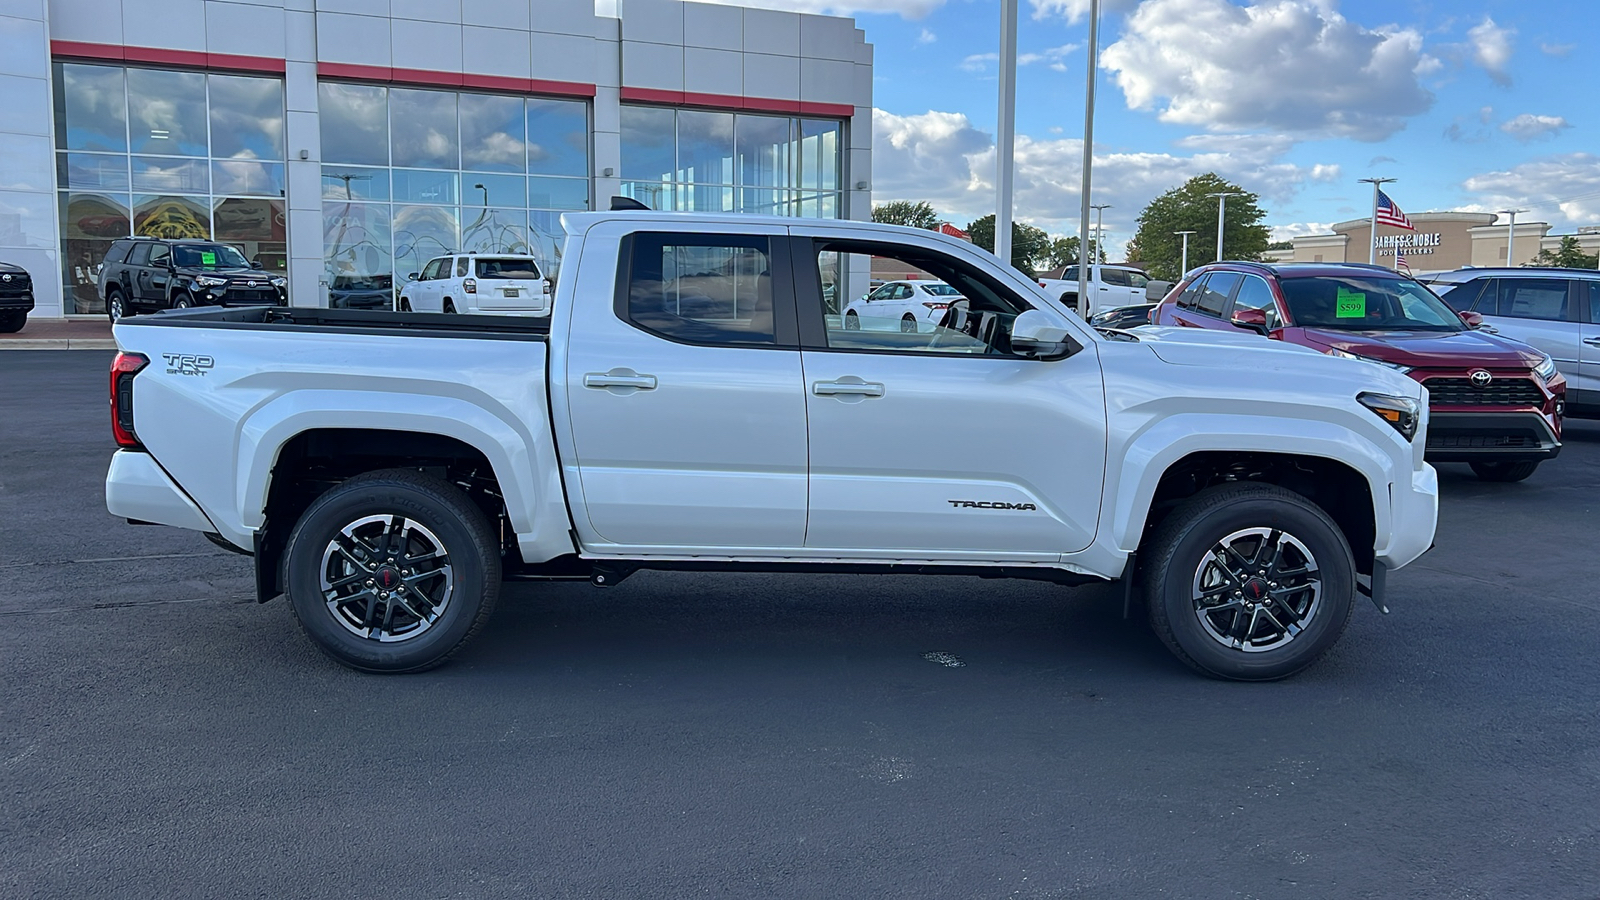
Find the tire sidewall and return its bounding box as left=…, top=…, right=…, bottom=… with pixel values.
left=1155, top=495, right=1355, bottom=681
left=284, top=478, right=495, bottom=672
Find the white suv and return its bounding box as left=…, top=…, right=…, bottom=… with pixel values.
left=399, top=253, right=551, bottom=317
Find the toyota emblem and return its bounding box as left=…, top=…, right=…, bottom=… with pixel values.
left=247, top=280, right=260, bottom=287
left=1, top=274, right=10, bottom=282
left=1470, top=369, right=1493, bottom=388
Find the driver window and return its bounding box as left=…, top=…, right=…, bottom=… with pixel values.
left=1231, top=275, right=1280, bottom=328
left=817, top=242, right=1031, bottom=356
left=147, top=244, right=170, bottom=267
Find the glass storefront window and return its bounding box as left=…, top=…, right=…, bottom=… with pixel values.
left=59, top=191, right=130, bottom=314
left=324, top=201, right=393, bottom=310
left=460, top=93, right=525, bottom=173
left=677, top=110, right=733, bottom=184
left=526, top=99, right=589, bottom=177
left=212, top=160, right=285, bottom=197
left=318, top=82, right=389, bottom=166
left=131, top=157, right=210, bottom=194
left=735, top=114, right=792, bottom=189
left=392, top=205, right=459, bottom=282
left=127, top=69, right=208, bottom=156
left=209, top=74, right=286, bottom=161
left=392, top=169, right=459, bottom=205
left=465, top=173, right=526, bottom=209
left=214, top=197, right=287, bottom=271
left=619, top=105, right=676, bottom=181
left=322, top=166, right=389, bottom=202
left=460, top=208, right=530, bottom=256
left=390, top=89, right=459, bottom=169
left=55, top=64, right=127, bottom=152
left=57, top=152, right=129, bottom=192
left=528, top=176, right=588, bottom=210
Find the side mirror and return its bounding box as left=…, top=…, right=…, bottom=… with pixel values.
left=1459, top=310, right=1483, bottom=329
left=1144, top=280, right=1173, bottom=302
left=1230, top=307, right=1270, bottom=334
left=251, top=260, right=264, bottom=269
left=1010, top=309, right=1080, bottom=361
left=406, top=272, right=419, bottom=281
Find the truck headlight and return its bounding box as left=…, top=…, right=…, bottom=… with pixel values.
left=269, top=276, right=287, bottom=288
left=195, top=275, right=227, bottom=288
left=1328, top=347, right=1413, bottom=375
left=1533, top=355, right=1557, bottom=383
left=1358, top=392, right=1420, bottom=441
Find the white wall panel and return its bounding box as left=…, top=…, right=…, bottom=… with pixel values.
left=391, top=0, right=456, bottom=24
left=741, top=51, right=796, bottom=100
left=464, top=24, right=531, bottom=79
left=204, top=1, right=286, bottom=60
left=391, top=17, right=460, bottom=72
left=43, top=0, right=122, bottom=45
left=799, top=56, right=852, bottom=105
left=683, top=46, right=739, bottom=97
left=742, top=7, right=797, bottom=57
left=616, top=0, right=680, bottom=46
left=682, top=1, right=739, bottom=52
left=799, top=13, right=854, bottom=62
left=619, top=38, right=680, bottom=92
left=462, top=0, right=523, bottom=31
left=533, top=0, right=599, bottom=38
left=315, top=12, right=390, bottom=66
left=530, top=29, right=595, bottom=85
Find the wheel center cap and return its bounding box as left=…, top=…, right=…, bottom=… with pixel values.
left=1242, top=577, right=1270, bottom=601
left=375, top=566, right=402, bottom=590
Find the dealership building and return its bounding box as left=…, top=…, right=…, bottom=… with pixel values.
left=0, top=0, right=873, bottom=317
left=1284, top=213, right=1600, bottom=273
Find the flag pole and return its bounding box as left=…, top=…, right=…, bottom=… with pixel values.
left=1359, top=177, right=1396, bottom=265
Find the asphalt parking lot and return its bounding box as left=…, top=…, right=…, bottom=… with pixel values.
left=4, top=350, right=1599, bottom=899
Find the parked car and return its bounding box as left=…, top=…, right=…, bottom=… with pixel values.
left=399, top=253, right=551, bottom=317
left=327, top=273, right=395, bottom=310
left=1038, top=265, right=1158, bottom=317
left=105, top=211, right=1438, bottom=681
left=1419, top=267, right=1600, bottom=419
left=98, top=238, right=286, bottom=322
left=1089, top=303, right=1156, bottom=331
left=1152, top=262, right=1566, bottom=482
left=843, top=279, right=965, bottom=332
left=0, top=261, right=34, bottom=333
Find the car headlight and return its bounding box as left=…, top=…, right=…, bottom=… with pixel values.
left=1358, top=392, right=1420, bottom=441
left=1533, top=355, right=1558, bottom=383
left=195, top=275, right=227, bottom=288
left=1327, top=347, right=1413, bottom=374
left=269, top=276, right=287, bottom=288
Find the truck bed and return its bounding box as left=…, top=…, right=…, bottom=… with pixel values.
left=115, top=305, right=550, bottom=341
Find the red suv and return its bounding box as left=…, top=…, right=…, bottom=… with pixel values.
left=1151, top=262, right=1566, bottom=481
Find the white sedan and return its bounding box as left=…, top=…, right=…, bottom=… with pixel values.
left=843, top=280, right=965, bottom=332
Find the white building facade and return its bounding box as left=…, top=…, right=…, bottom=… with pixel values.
left=0, top=0, right=874, bottom=317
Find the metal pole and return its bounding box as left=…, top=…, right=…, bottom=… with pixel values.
left=1091, top=204, right=1111, bottom=263
left=1499, top=209, right=1527, bottom=265
left=1206, top=192, right=1241, bottom=262
left=1358, top=177, right=1396, bottom=264
left=1075, top=0, right=1101, bottom=317
left=995, top=0, right=1018, bottom=269
left=1175, top=230, right=1196, bottom=277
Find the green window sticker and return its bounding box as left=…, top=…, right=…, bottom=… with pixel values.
left=200, top=251, right=216, bottom=266
left=1335, top=287, right=1366, bottom=318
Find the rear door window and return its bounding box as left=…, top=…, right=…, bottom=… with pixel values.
left=455, top=257, right=470, bottom=277
left=1490, top=278, right=1571, bottom=321
left=1195, top=272, right=1240, bottom=317
left=1101, top=268, right=1129, bottom=287
left=1174, top=275, right=1208, bottom=309
left=1230, top=275, right=1281, bottom=328
left=127, top=243, right=152, bottom=266
left=622, top=233, right=785, bottom=346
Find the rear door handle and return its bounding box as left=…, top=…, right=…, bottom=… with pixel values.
left=1584, top=337, right=1600, bottom=348
left=813, top=379, right=885, bottom=397
left=584, top=369, right=657, bottom=391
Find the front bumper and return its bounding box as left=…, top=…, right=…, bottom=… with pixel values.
left=106, top=450, right=218, bottom=533
left=1423, top=411, right=1562, bottom=462
left=0, top=291, right=34, bottom=312
left=1375, top=463, right=1438, bottom=572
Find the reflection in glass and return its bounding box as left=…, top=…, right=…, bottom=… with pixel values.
left=0, top=190, right=57, bottom=249
left=528, top=211, right=566, bottom=281
left=128, top=69, right=208, bottom=156
left=318, top=82, right=388, bottom=166
left=54, top=64, right=127, bottom=152
left=676, top=110, right=733, bottom=184
left=323, top=201, right=393, bottom=309
left=131, top=157, right=210, bottom=194
left=465, top=173, right=525, bottom=209
left=619, top=181, right=673, bottom=212
left=208, top=74, right=285, bottom=160
left=460, top=92, right=525, bottom=173
left=133, top=195, right=211, bottom=239
left=322, top=166, right=389, bottom=201
left=527, top=98, right=589, bottom=177
left=392, top=205, right=460, bottom=286
left=212, top=160, right=285, bottom=197
left=60, top=192, right=131, bottom=314
left=800, top=119, right=839, bottom=190
left=737, top=187, right=788, bottom=216
left=391, top=89, right=458, bottom=169
left=681, top=182, right=733, bottom=213
left=527, top=176, right=588, bottom=210
left=460, top=208, right=530, bottom=255
left=736, top=114, right=792, bottom=189
left=619, top=105, right=675, bottom=181
left=393, top=169, right=459, bottom=205
left=214, top=197, right=287, bottom=271
left=57, top=152, right=130, bottom=191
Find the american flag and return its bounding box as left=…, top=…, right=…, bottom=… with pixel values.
left=1376, top=189, right=1414, bottom=231
left=1395, top=245, right=1412, bottom=274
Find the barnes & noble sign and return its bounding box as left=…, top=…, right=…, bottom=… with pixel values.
left=1375, top=232, right=1442, bottom=256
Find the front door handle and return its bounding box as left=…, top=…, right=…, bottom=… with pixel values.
left=1584, top=337, right=1600, bottom=348
left=813, top=379, right=885, bottom=397
left=584, top=369, right=657, bottom=391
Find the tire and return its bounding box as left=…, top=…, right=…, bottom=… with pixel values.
left=281, top=468, right=501, bottom=673
left=0, top=311, right=24, bottom=333
left=172, top=293, right=194, bottom=310
left=443, top=300, right=457, bottom=314
left=399, top=297, right=412, bottom=312
left=1141, top=483, right=1356, bottom=681
left=900, top=314, right=917, bottom=333
left=844, top=311, right=860, bottom=330
left=1469, top=460, right=1539, bottom=482
left=1060, top=293, right=1078, bottom=312
left=106, top=289, right=131, bottom=324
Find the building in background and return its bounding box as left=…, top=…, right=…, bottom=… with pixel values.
left=0, top=0, right=873, bottom=318
left=1289, top=213, right=1600, bottom=273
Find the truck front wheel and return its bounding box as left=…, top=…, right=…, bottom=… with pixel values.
left=281, top=468, right=501, bottom=673
left=1141, top=483, right=1355, bottom=681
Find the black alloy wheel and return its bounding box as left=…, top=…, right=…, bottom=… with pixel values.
left=172, top=293, right=194, bottom=310
left=106, top=290, right=130, bottom=323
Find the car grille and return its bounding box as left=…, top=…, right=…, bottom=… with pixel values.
left=1427, top=433, right=1540, bottom=450
left=0, top=275, right=31, bottom=298
left=224, top=287, right=278, bottom=304
left=1423, top=377, right=1544, bottom=408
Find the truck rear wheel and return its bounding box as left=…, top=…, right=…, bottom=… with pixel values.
left=1468, top=460, right=1539, bottom=482
left=1141, top=483, right=1355, bottom=681
left=281, top=468, right=500, bottom=673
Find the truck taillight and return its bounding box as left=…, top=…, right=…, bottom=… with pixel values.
left=463, top=277, right=477, bottom=294
left=110, top=351, right=148, bottom=448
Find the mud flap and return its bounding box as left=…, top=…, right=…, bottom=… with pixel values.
left=1357, top=560, right=1389, bottom=614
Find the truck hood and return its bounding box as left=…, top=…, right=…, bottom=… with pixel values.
left=1297, top=327, right=1541, bottom=370
left=1127, top=326, right=1422, bottom=399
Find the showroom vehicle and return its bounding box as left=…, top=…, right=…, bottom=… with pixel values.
left=1421, top=267, right=1600, bottom=419
left=105, top=211, right=1437, bottom=681
left=1038, top=265, right=1167, bottom=317
left=97, top=237, right=286, bottom=322
left=400, top=253, right=551, bottom=317
left=1152, top=262, right=1566, bottom=482
left=1089, top=302, right=1156, bottom=331
left=0, top=261, right=34, bottom=333
left=328, top=273, right=395, bottom=310
left=842, top=279, right=964, bottom=332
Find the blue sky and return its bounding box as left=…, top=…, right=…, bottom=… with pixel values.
left=719, top=0, right=1598, bottom=256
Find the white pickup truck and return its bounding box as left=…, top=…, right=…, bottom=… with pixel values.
left=1038, top=264, right=1170, bottom=317
left=105, top=211, right=1438, bottom=681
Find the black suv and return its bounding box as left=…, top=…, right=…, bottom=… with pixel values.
left=0, top=261, right=33, bottom=333
left=98, top=238, right=286, bottom=322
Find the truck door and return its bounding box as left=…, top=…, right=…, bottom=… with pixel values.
left=560, top=225, right=809, bottom=550
left=794, top=235, right=1107, bottom=558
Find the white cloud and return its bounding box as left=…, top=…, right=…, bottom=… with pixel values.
left=1310, top=164, right=1342, bottom=183
left=1270, top=221, right=1333, bottom=241
left=686, top=0, right=943, bottom=17
left=1463, top=153, right=1600, bottom=225
left=1467, top=17, right=1514, bottom=84
left=872, top=108, right=1323, bottom=255
left=916, top=27, right=936, bottom=44
left=1100, top=0, right=1435, bottom=141
left=1500, top=114, right=1572, bottom=143
left=1029, top=0, right=1138, bottom=24
left=961, top=52, right=997, bottom=72
left=1540, top=42, right=1574, bottom=57
left=1018, top=43, right=1080, bottom=72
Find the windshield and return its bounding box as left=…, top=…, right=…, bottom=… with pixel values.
left=475, top=257, right=540, bottom=279
left=1280, top=276, right=1463, bottom=332
left=172, top=244, right=250, bottom=270
left=920, top=283, right=962, bottom=296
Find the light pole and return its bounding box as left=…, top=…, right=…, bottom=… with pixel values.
left=995, top=0, right=1018, bottom=268
left=1358, top=176, right=1398, bottom=264
left=1090, top=203, right=1111, bottom=264
left=1499, top=208, right=1528, bottom=265
left=474, top=183, right=489, bottom=207
left=1206, top=192, right=1242, bottom=262
left=1074, top=0, right=1103, bottom=317
left=1174, top=230, right=1197, bottom=277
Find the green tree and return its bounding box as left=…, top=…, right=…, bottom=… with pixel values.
left=965, top=214, right=1052, bottom=278
left=1266, top=240, right=1293, bottom=251
left=1130, top=173, right=1271, bottom=282
left=1529, top=235, right=1599, bottom=269
left=872, top=200, right=941, bottom=230
left=1043, top=235, right=1106, bottom=270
